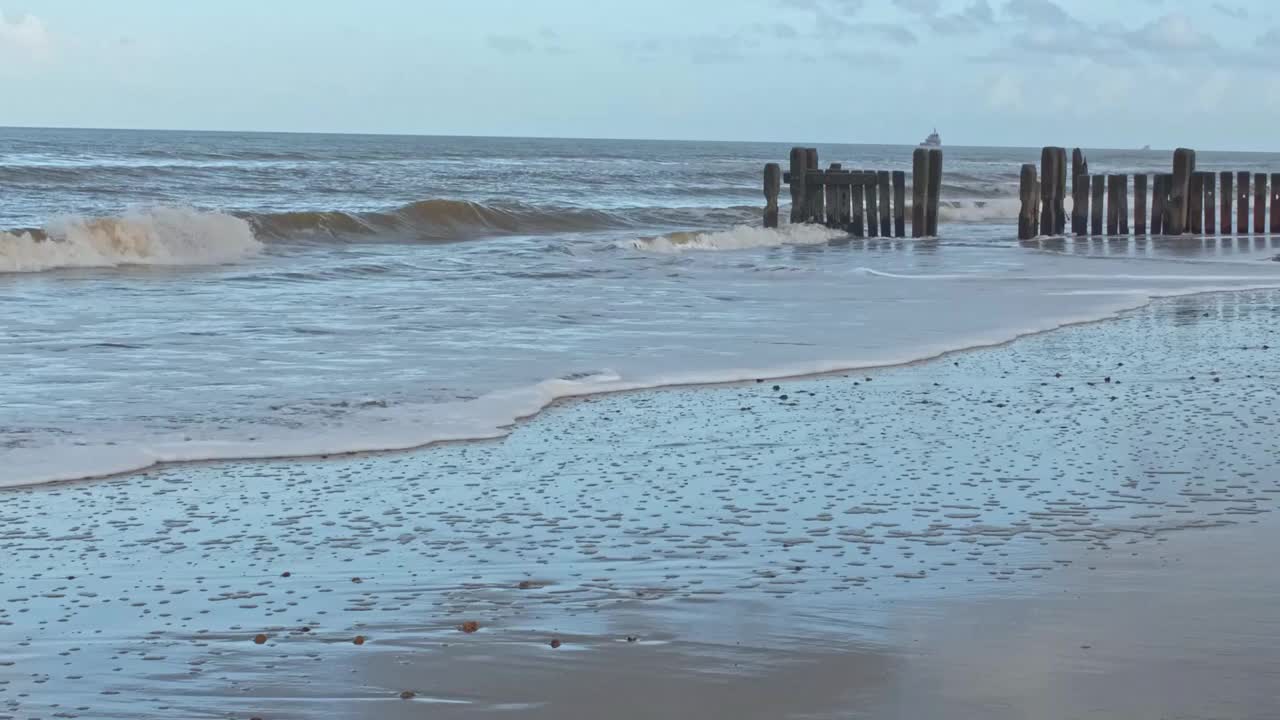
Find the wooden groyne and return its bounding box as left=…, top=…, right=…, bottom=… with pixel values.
left=763, top=146, right=941, bottom=237
left=1018, top=147, right=1280, bottom=240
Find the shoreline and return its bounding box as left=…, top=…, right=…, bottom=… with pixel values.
left=7, top=281, right=1278, bottom=493
left=5, top=286, right=1280, bottom=718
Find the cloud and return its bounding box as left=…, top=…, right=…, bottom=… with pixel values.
left=892, top=0, right=941, bottom=16
left=0, top=9, right=52, bottom=61
left=1003, top=0, right=1074, bottom=25
left=1212, top=2, right=1248, bottom=20
left=487, top=30, right=567, bottom=56
left=1128, top=13, right=1218, bottom=52
left=929, top=0, right=994, bottom=35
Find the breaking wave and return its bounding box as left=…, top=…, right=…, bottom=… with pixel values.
left=627, top=224, right=844, bottom=253
left=245, top=199, right=761, bottom=242
left=0, top=208, right=262, bottom=273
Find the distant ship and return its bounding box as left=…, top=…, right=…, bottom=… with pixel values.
left=920, top=129, right=941, bottom=148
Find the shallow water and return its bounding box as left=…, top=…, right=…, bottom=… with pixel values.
left=5, top=129, right=1280, bottom=486
left=3, top=290, right=1279, bottom=718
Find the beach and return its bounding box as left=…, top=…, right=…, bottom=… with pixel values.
left=4, top=288, right=1280, bottom=719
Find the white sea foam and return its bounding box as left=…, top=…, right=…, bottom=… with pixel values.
left=6, top=280, right=1269, bottom=491
left=0, top=208, right=262, bottom=273
left=627, top=224, right=843, bottom=253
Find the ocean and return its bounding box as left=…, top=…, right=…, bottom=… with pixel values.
left=4, top=126, right=1280, bottom=488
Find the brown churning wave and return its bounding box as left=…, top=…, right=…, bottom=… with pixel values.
left=244, top=199, right=759, bottom=242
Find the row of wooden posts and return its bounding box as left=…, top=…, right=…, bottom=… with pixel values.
left=1020, top=147, right=1280, bottom=240
left=763, top=147, right=943, bottom=237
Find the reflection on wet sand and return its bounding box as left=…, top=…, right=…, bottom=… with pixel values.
left=3, top=290, right=1280, bottom=718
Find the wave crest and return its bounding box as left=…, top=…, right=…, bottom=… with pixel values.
left=0, top=208, right=262, bottom=273
left=628, top=224, right=843, bottom=253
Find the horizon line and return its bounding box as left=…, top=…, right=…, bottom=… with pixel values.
left=0, top=124, right=1255, bottom=155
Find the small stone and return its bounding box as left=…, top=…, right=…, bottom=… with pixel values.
left=281, top=572, right=291, bottom=578
left=458, top=621, right=480, bottom=634
left=253, top=634, right=268, bottom=645
left=518, top=581, right=532, bottom=590
left=351, top=577, right=362, bottom=584
left=626, top=636, right=638, bottom=643
left=549, top=638, right=562, bottom=648
left=400, top=691, right=416, bottom=700
left=353, top=636, right=365, bottom=645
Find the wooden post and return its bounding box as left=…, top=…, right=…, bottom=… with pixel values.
left=1091, top=174, right=1105, bottom=236
left=1018, top=163, right=1038, bottom=240
left=1072, top=174, right=1089, bottom=236
left=1220, top=171, right=1233, bottom=235
left=877, top=171, right=891, bottom=237
left=1071, top=149, right=1088, bottom=236
left=824, top=164, right=839, bottom=227
left=1039, top=147, right=1057, bottom=236
left=1189, top=172, right=1204, bottom=234
left=1151, top=175, right=1165, bottom=235
left=1134, top=174, right=1148, bottom=235
left=926, top=149, right=943, bottom=237
left=851, top=180, right=865, bottom=237
left=803, top=147, right=824, bottom=220
left=865, top=173, right=879, bottom=238
left=763, top=163, right=781, bottom=228
left=1254, top=173, right=1267, bottom=235
left=893, top=170, right=906, bottom=237
left=1204, top=172, right=1216, bottom=235
left=911, top=149, right=929, bottom=238
left=1118, top=175, right=1130, bottom=235
left=788, top=148, right=806, bottom=224
left=1270, top=173, right=1280, bottom=233
left=1106, top=175, right=1122, bottom=235
left=1238, top=171, right=1250, bottom=233
left=1053, top=147, right=1067, bottom=235
left=1168, top=148, right=1195, bottom=235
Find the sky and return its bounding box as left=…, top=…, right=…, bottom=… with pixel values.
left=2, top=0, right=1279, bottom=149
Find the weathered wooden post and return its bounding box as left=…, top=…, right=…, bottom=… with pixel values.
left=1040, top=147, right=1057, bottom=236
left=1237, top=172, right=1251, bottom=233
left=1151, top=175, right=1166, bottom=235
left=926, top=149, right=943, bottom=237
left=788, top=148, right=806, bottom=224
left=851, top=179, right=865, bottom=237
left=1118, top=175, right=1130, bottom=235
left=912, top=149, right=929, bottom=238
left=1270, top=173, right=1280, bottom=233
left=865, top=173, right=879, bottom=238
left=1106, top=175, right=1122, bottom=235
left=1053, top=147, right=1067, bottom=235
left=1018, top=163, right=1038, bottom=240
left=1168, top=148, right=1195, bottom=235
left=763, top=163, right=781, bottom=228
left=877, top=171, right=891, bottom=237
left=824, top=164, right=839, bottom=227
left=805, top=149, right=821, bottom=223
left=1255, top=173, right=1267, bottom=234
left=1204, top=173, right=1216, bottom=235
left=1071, top=148, right=1088, bottom=236
left=1091, top=174, right=1105, bottom=236
left=1134, top=174, right=1148, bottom=235
left=892, top=171, right=906, bottom=237
left=1189, top=172, right=1205, bottom=234
left=1221, top=171, right=1233, bottom=235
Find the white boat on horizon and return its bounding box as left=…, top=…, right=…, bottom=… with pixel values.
left=920, top=129, right=941, bottom=148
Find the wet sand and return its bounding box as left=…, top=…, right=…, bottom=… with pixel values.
left=4, top=289, right=1280, bottom=719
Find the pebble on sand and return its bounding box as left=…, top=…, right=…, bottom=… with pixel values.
left=353, top=635, right=366, bottom=645
left=253, top=634, right=268, bottom=645
left=400, top=691, right=416, bottom=700
left=549, top=638, right=562, bottom=648
left=458, top=621, right=480, bottom=633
